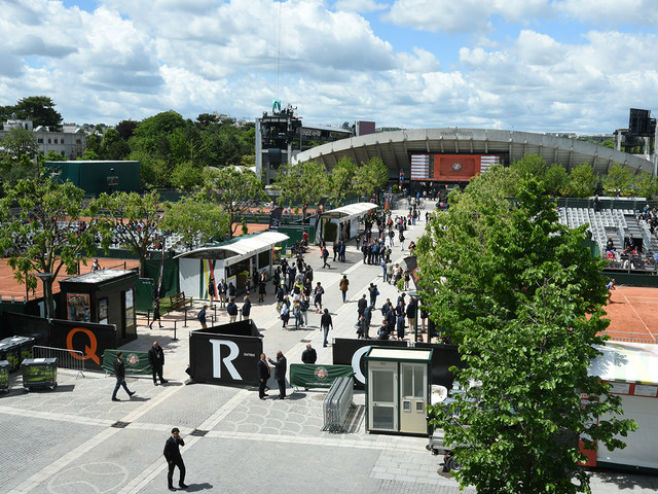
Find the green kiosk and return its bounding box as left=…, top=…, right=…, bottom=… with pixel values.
left=365, top=347, right=433, bottom=436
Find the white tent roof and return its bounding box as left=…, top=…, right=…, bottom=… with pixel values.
left=589, top=342, right=658, bottom=385
left=174, top=231, right=289, bottom=266
left=322, top=202, right=378, bottom=220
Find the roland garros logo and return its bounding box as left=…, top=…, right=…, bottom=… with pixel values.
left=127, top=353, right=139, bottom=366
left=451, top=162, right=463, bottom=172
left=314, top=367, right=328, bottom=379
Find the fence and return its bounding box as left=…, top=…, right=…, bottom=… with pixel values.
left=322, top=376, right=354, bottom=433
left=33, top=345, right=85, bottom=378
left=602, top=331, right=658, bottom=345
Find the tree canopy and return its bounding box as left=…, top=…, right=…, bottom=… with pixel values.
left=0, top=173, right=102, bottom=317
left=418, top=177, right=636, bottom=494
left=202, top=167, right=266, bottom=236
left=352, top=157, right=389, bottom=200
left=274, top=161, right=328, bottom=218
left=12, top=96, right=63, bottom=129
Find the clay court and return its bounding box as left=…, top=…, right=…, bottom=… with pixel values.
left=0, top=257, right=140, bottom=301
left=603, top=285, right=658, bottom=344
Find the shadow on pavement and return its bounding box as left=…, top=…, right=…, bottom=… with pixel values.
left=184, top=482, right=213, bottom=492
left=128, top=396, right=150, bottom=402
left=594, top=468, right=658, bottom=490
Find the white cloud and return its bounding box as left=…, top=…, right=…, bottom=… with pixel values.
left=557, top=0, right=658, bottom=26
left=0, top=0, right=656, bottom=134
left=333, top=0, right=388, bottom=13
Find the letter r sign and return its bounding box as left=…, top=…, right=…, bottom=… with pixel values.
left=209, top=339, right=242, bottom=380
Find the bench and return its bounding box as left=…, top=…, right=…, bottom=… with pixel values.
left=169, top=292, right=192, bottom=311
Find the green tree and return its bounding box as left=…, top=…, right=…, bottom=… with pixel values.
left=0, top=128, right=38, bottom=161
left=352, top=157, right=389, bottom=200
left=96, top=191, right=162, bottom=277
left=563, top=164, right=597, bottom=197
left=602, top=163, right=634, bottom=197
left=0, top=173, right=102, bottom=318
left=100, top=128, right=130, bottom=160
left=418, top=178, right=636, bottom=494
left=274, top=161, right=328, bottom=219
left=631, top=172, right=658, bottom=199
left=170, top=161, right=203, bottom=191
left=13, top=96, right=62, bottom=129
left=202, top=167, right=266, bottom=237
left=160, top=194, right=230, bottom=249
left=327, top=157, right=356, bottom=205
left=84, top=134, right=102, bottom=158
left=544, top=164, right=569, bottom=196
left=511, top=153, right=546, bottom=180
left=44, top=150, right=66, bottom=161
left=115, top=120, right=138, bottom=141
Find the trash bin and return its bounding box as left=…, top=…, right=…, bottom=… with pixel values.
left=0, top=360, right=9, bottom=392
left=0, top=336, right=35, bottom=372
left=21, top=358, right=58, bottom=391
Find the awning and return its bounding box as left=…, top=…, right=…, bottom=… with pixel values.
left=322, top=202, right=378, bottom=221
left=174, top=231, right=289, bottom=266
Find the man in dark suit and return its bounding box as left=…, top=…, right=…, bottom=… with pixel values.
left=148, top=341, right=167, bottom=386
left=301, top=344, right=317, bottom=364
left=163, top=427, right=187, bottom=491
left=257, top=353, right=270, bottom=400
left=111, top=351, right=135, bottom=401
left=268, top=351, right=287, bottom=399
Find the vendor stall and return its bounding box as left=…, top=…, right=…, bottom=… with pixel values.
left=319, top=202, right=378, bottom=243
left=58, top=269, right=138, bottom=345
left=176, top=231, right=289, bottom=300
left=585, top=341, right=658, bottom=472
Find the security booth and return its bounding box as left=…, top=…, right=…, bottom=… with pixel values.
left=187, top=319, right=263, bottom=388
left=365, top=347, right=433, bottom=436
left=176, top=231, right=290, bottom=300
left=318, top=202, right=379, bottom=243
left=584, top=341, right=658, bottom=472
left=58, top=269, right=138, bottom=345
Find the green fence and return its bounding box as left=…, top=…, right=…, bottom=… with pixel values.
left=135, top=279, right=154, bottom=314
left=289, top=364, right=354, bottom=389
left=102, top=349, right=152, bottom=375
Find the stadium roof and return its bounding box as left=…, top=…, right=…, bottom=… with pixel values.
left=292, top=128, right=654, bottom=176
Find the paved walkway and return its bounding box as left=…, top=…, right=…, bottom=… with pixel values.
left=1, top=201, right=656, bottom=494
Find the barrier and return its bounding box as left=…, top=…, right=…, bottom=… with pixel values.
left=290, top=364, right=353, bottom=390
left=102, top=349, right=152, bottom=376
left=33, top=345, right=85, bottom=378
left=322, top=376, right=354, bottom=433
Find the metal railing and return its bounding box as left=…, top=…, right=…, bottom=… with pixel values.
left=33, top=345, right=85, bottom=378
left=322, top=377, right=354, bottom=433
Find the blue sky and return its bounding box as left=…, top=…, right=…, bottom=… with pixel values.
left=1, top=0, right=656, bottom=133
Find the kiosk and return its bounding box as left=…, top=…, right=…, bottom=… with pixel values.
left=177, top=231, right=289, bottom=300
left=319, top=202, right=378, bottom=242
left=58, top=269, right=138, bottom=345
left=365, top=347, right=433, bottom=436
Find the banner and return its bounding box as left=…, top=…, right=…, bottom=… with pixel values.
left=102, top=349, right=152, bottom=375
left=289, top=364, right=354, bottom=389
left=332, top=338, right=407, bottom=388
left=414, top=342, right=464, bottom=388
left=188, top=320, right=263, bottom=386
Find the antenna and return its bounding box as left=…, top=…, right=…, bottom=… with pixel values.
left=276, top=0, right=282, bottom=95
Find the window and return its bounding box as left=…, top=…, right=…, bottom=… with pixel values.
left=47, top=138, right=51, bottom=144
left=37, top=138, right=43, bottom=143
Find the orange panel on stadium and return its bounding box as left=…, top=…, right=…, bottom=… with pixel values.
left=433, top=154, right=481, bottom=181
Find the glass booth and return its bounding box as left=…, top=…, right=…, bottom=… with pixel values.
left=365, top=347, right=433, bottom=436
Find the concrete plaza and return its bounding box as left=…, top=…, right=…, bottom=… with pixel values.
left=1, top=202, right=656, bottom=494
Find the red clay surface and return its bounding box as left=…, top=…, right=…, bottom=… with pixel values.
left=603, top=285, right=658, bottom=344
left=0, top=258, right=140, bottom=301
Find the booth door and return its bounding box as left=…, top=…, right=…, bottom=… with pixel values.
left=368, top=361, right=398, bottom=431
left=400, top=362, right=427, bottom=434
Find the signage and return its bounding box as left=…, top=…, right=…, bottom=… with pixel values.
left=332, top=338, right=407, bottom=387
left=66, top=327, right=99, bottom=365
left=289, top=364, right=354, bottom=389
left=188, top=321, right=263, bottom=386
